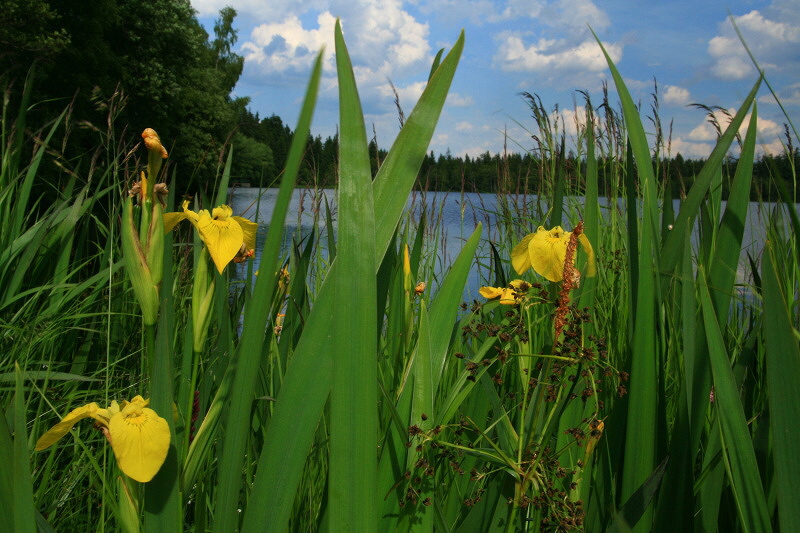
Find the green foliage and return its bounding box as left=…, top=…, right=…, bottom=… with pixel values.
left=2, top=20, right=800, bottom=533
left=0, top=0, right=69, bottom=62
left=211, top=6, right=245, bottom=93
left=4, top=0, right=246, bottom=192
left=229, top=132, right=274, bottom=186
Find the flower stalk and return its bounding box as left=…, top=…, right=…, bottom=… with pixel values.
left=554, top=221, right=584, bottom=341
left=121, top=129, right=169, bottom=326
left=192, top=247, right=215, bottom=353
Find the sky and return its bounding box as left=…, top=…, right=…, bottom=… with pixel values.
left=191, top=0, right=800, bottom=159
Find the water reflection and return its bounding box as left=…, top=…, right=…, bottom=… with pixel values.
left=228, top=187, right=781, bottom=300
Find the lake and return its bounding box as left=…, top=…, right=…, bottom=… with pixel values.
left=229, top=187, right=784, bottom=299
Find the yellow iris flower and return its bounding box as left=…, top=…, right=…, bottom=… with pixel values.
left=479, top=279, right=530, bottom=305
left=511, top=226, right=595, bottom=282
left=35, top=396, right=170, bottom=483
left=163, top=201, right=258, bottom=274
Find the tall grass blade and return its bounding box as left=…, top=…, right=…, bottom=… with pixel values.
left=213, top=51, right=323, bottom=533
left=653, top=230, right=696, bottom=533
left=12, top=110, right=66, bottom=240
left=3, top=67, right=34, bottom=187
left=372, top=32, right=465, bottom=265
left=593, top=32, right=660, bottom=528
left=766, top=161, right=800, bottom=263
left=143, top=299, right=181, bottom=532
left=762, top=242, right=800, bottom=531
left=324, top=194, right=337, bottom=260
left=214, top=146, right=234, bottom=206
left=13, top=363, right=37, bottom=533
left=407, top=303, right=435, bottom=530
left=707, top=104, right=757, bottom=317
left=681, top=83, right=759, bottom=533
left=698, top=268, right=771, bottom=532
left=608, top=456, right=669, bottom=533
left=623, top=145, right=639, bottom=323
left=578, top=108, right=599, bottom=310
left=659, top=78, right=761, bottom=274
left=429, top=225, right=482, bottom=387
left=547, top=136, right=566, bottom=229
left=242, top=31, right=464, bottom=533
left=428, top=48, right=445, bottom=81
left=328, top=19, right=378, bottom=530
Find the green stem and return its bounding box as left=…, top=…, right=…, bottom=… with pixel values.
left=144, top=323, right=156, bottom=386
left=506, top=487, right=520, bottom=533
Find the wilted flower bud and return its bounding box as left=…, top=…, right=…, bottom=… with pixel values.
left=128, top=181, right=142, bottom=201
left=153, top=183, right=169, bottom=208
left=142, top=128, right=168, bottom=159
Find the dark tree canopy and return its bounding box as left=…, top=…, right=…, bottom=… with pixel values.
left=1, top=0, right=251, bottom=192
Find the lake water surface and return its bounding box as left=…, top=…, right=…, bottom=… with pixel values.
left=229, top=187, right=783, bottom=298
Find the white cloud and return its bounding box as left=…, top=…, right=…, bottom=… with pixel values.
left=760, top=137, right=786, bottom=156
left=759, top=82, right=800, bottom=106
left=490, top=0, right=546, bottom=23
left=552, top=107, right=590, bottom=138
left=751, top=115, right=782, bottom=138
left=377, top=80, right=426, bottom=109
left=241, top=13, right=336, bottom=73
left=687, top=121, right=718, bottom=142
left=414, top=0, right=609, bottom=39
left=446, top=93, right=475, bottom=107
left=686, top=107, right=783, bottom=145
left=667, top=138, right=714, bottom=159
left=670, top=125, right=787, bottom=159
left=663, top=85, right=691, bottom=106
left=461, top=144, right=495, bottom=158
left=707, top=35, right=753, bottom=80
left=455, top=121, right=473, bottom=132
left=433, top=132, right=450, bottom=146
left=495, top=35, right=621, bottom=75
left=412, top=0, right=546, bottom=25
left=373, top=80, right=473, bottom=124
left=490, top=0, right=615, bottom=79
left=489, top=0, right=609, bottom=32
left=241, top=0, right=431, bottom=79
left=708, top=9, right=800, bottom=80
left=538, top=0, right=610, bottom=33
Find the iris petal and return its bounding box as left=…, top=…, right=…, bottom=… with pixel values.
left=509, top=279, right=528, bottom=290
left=163, top=201, right=200, bottom=233
left=233, top=216, right=259, bottom=251
left=479, top=286, right=504, bottom=299
left=197, top=210, right=245, bottom=274
left=108, top=403, right=171, bottom=483
left=498, top=288, right=517, bottom=305
left=164, top=202, right=257, bottom=272
left=511, top=233, right=535, bottom=275
left=527, top=226, right=570, bottom=282
left=162, top=212, right=188, bottom=233
left=479, top=286, right=518, bottom=305
left=35, top=403, right=102, bottom=451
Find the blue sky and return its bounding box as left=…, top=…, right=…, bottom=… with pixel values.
left=192, top=0, right=800, bottom=159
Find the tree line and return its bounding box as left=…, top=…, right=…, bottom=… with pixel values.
left=234, top=104, right=798, bottom=203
